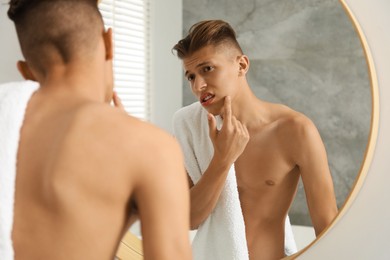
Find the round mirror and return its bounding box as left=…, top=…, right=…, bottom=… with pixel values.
left=182, top=0, right=372, bottom=250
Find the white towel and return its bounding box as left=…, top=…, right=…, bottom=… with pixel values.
left=173, top=102, right=297, bottom=260
left=0, top=80, right=39, bottom=260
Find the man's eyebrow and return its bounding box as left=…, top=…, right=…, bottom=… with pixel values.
left=185, top=61, right=211, bottom=77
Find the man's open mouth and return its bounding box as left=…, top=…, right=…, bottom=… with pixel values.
left=200, top=93, right=215, bottom=105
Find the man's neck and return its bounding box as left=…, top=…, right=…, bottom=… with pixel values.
left=230, top=85, right=268, bottom=128
left=37, top=64, right=108, bottom=103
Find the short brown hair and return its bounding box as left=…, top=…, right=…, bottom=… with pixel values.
left=8, top=0, right=103, bottom=74
left=172, top=20, right=243, bottom=59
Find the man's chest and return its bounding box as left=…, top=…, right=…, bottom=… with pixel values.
left=233, top=136, right=297, bottom=188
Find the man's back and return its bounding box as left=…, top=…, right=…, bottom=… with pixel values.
left=12, top=88, right=191, bottom=260
left=8, top=1, right=191, bottom=258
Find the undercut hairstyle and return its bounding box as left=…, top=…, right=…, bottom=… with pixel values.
left=172, top=20, right=243, bottom=60
left=8, top=0, right=104, bottom=74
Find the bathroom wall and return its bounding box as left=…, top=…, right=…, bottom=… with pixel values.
left=149, top=0, right=183, bottom=133
left=180, top=0, right=371, bottom=225
left=0, top=4, right=24, bottom=83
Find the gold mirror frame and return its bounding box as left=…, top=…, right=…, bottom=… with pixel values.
left=116, top=0, right=380, bottom=258
left=285, top=0, right=379, bottom=258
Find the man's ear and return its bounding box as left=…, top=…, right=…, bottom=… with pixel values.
left=17, top=61, right=37, bottom=81
left=238, top=55, right=250, bottom=76
left=103, top=28, right=113, bottom=60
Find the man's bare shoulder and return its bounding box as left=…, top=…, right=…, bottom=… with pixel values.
left=75, top=102, right=168, bottom=136
left=65, top=101, right=180, bottom=159
left=266, top=102, right=316, bottom=131
left=266, top=103, right=323, bottom=151
left=55, top=101, right=183, bottom=187
left=257, top=102, right=320, bottom=148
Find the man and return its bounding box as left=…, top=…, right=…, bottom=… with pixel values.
left=172, top=20, right=338, bottom=260
left=4, top=0, right=191, bottom=259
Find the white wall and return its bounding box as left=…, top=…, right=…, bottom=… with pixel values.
left=149, top=0, right=183, bottom=133
left=0, top=4, right=24, bottom=83
left=0, top=0, right=183, bottom=134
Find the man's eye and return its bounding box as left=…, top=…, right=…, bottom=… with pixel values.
left=203, top=66, right=214, bottom=72
left=187, top=75, right=194, bottom=81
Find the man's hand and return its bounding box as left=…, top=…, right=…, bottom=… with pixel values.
left=208, top=96, right=250, bottom=165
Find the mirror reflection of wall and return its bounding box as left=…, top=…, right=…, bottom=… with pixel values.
left=181, top=0, right=371, bottom=226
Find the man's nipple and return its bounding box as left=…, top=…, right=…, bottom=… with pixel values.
left=265, top=180, right=275, bottom=186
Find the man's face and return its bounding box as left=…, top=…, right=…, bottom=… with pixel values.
left=183, top=45, right=242, bottom=115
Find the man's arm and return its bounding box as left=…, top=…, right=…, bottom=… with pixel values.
left=186, top=96, right=249, bottom=229
left=111, top=95, right=191, bottom=259
left=293, top=116, right=338, bottom=236
left=134, top=130, right=192, bottom=260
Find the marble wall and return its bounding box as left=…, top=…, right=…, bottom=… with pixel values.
left=180, top=0, right=371, bottom=225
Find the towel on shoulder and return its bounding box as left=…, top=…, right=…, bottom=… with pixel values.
left=0, top=80, right=39, bottom=260
left=173, top=101, right=297, bottom=260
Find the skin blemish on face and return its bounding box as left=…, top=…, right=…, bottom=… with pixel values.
left=265, top=180, right=275, bottom=186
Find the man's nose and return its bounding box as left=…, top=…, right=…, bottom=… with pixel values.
left=192, top=76, right=207, bottom=92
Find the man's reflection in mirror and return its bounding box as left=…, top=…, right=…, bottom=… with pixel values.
left=172, top=20, right=338, bottom=260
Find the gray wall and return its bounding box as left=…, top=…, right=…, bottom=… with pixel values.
left=181, top=0, right=371, bottom=226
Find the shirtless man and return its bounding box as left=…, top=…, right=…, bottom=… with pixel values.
left=7, top=1, right=191, bottom=259
left=172, top=20, right=338, bottom=260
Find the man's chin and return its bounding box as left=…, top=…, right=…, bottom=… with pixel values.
left=200, top=98, right=224, bottom=115
left=203, top=107, right=222, bottom=116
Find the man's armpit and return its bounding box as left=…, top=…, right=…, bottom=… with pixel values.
left=187, top=173, right=194, bottom=188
